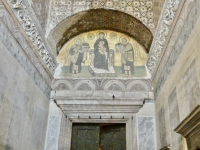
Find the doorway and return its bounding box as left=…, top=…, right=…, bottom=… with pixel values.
left=70, top=123, right=126, bottom=150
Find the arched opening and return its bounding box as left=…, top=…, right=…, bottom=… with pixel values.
left=46, top=8, right=155, bottom=150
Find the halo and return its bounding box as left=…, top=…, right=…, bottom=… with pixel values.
left=87, top=33, right=95, bottom=40
left=74, top=36, right=84, bottom=44
left=109, top=32, right=117, bottom=39
left=119, top=35, right=130, bottom=44
left=96, top=31, right=107, bottom=38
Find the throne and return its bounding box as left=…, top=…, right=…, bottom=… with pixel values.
left=88, top=49, right=116, bottom=77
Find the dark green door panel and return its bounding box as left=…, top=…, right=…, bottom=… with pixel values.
left=71, top=124, right=99, bottom=150
left=100, top=124, right=126, bottom=150
left=71, top=123, right=126, bottom=150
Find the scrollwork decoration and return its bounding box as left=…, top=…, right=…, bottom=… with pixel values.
left=147, top=0, right=180, bottom=74
left=8, top=0, right=56, bottom=74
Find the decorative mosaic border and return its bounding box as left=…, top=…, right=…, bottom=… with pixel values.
left=46, top=0, right=154, bottom=36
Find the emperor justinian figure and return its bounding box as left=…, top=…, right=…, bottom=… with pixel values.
left=69, top=37, right=90, bottom=76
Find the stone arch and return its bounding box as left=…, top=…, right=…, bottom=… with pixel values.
left=127, top=80, right=149, bottom=92
left=104, top=80, right=126, bottom=91
left=74, top=80, right=96, bottom=91
left=48, top=9, right=153, bottom=54
left=51, top=80, right=73, bottom=90
left=46, top=1, right=154, bottom=37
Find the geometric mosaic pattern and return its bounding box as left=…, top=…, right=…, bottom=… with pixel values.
left=47, top=0, right=154, bottom=35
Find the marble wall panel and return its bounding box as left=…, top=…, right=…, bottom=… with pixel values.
left=154, top=0, right=200, bottom=98
left=58, top=114, right=72, bottom=150
left=158, top=107, right=167, bottom=148
left=168, top=88, right=182, bottom=149
left=154, top=1, right=200, bottom=148
left=45, top=116, right=61, bottom=150
left=0, top=69, right=7, bottom=110
left=0, top=4, right=50, bottom=149
left=0, top=19, right=51, bottom=98
left=30, top=105, right=46, bottom=150
left=0, top=2, right=53, bottom=98
left=5, top=88, right=29, bottom=150
left=58, top=114, right=66, bottom=150
left=137, top=117, right=155, bottom=150
left=183, top=60, right=200, bottom=112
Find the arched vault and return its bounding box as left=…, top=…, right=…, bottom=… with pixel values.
left=48, top=9, right=153, bottom=54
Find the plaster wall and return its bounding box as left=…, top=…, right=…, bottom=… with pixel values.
left=154, top=1, right=200, bottom=149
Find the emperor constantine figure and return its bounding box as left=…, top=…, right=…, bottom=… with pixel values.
left=115, top=37, right=134, bottom=77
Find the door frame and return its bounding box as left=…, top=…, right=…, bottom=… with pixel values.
left=69, top=116, right=137, bottom=150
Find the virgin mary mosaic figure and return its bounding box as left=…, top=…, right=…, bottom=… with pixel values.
left=93, top=32, right=109, bottom=71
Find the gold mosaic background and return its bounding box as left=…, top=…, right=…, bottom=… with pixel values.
left=58, top=30, right=147, bottom=66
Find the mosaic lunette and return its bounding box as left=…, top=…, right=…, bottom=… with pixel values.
left=56, top=30, right=148, bottom=78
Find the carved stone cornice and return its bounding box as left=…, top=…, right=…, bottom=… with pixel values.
left=146, top=0, right=181, bottom=75
left=174, top=105, right=200, bottom=137
left=6, top=0, right=56, bottom=75
left=51, top=78, right=154, bottom=116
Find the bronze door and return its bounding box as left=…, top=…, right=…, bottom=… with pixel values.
left=71, top=123, right=126, bottom=150
left=100, top=124, right=126, bottom=150
left=71, top=124, right=100, bottom=150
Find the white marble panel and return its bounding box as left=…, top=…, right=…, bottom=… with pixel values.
left=5, top=88, right=29, bottom=149
left=45, top=115, right=61, bottom=150
left=0, top=69, right=7, bottom=110
left=137, top=117, right=156, bottom=150
left=30, top=105, right=46, bottom=149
